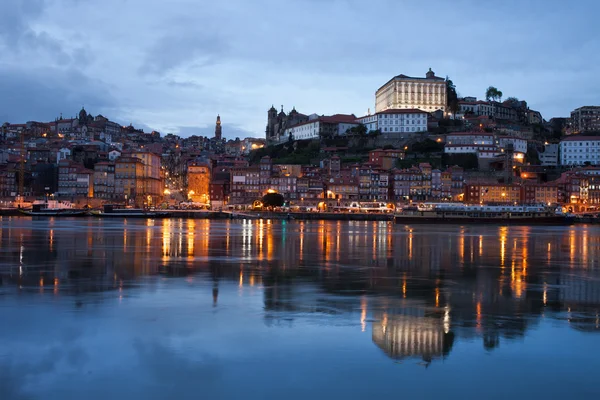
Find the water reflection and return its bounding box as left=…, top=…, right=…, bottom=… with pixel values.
left=1, top=218, right=600, bottom=365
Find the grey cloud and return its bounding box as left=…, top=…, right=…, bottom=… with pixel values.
left=139, top=27, right=227, bottom=75
left=0, top=66, right=115, bottom=123
left=0, top=0, right=45, bottom=43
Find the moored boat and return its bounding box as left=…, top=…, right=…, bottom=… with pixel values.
left=90, top=204, right=170, bottom=218
left=19, top=200, right=86, bottom=217
left=394, top=203, right=574, bottom=225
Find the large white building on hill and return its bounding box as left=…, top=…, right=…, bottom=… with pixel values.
left=375, top=68, right=447, bottom=113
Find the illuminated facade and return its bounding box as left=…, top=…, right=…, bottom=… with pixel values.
left=130, top=151, right=163, bottom=205
left=187, top=163, right=211, bottom=204
left=93, top=162, right=116, bottom=200
left=375, top=68, right=447, bottom=113
left=465, top=183, right=521, bottom=204
left=115, top=156, right=145, bottom=204
left=372, top=310, right=452, bottom=362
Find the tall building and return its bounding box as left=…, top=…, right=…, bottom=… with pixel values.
left=375, top=68, right=447, bottom=113
left=215, top=115, right=222, bottom=140
left=187, top=162, right=211, bottom=204
left=115, top=156, right=145, bottom=205
left=571, top=106, right=600, bottom=134
left=130, top=150, right=163, bottom=206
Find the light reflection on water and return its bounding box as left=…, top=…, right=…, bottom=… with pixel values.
left=0, top=217, right=600, bottom=399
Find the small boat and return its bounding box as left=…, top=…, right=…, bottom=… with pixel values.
left=19, top=200, right=86, bottom=217
left=90, top=204, right=171, bottom=218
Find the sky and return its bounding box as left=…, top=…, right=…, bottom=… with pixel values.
left=1, top=0, right=599, bottom=139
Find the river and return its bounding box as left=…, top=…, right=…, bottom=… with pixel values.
left=0, top=218, right=599, bottom=399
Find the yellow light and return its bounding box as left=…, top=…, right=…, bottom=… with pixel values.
left=501, top=192, right=506, bottom=197
left=266, top=189, right=277, bottom=194
left=164, top=188, right=171, bottom=195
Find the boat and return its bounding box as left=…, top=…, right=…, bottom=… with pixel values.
left=90, top=204, right=171, bottom=218
left=19, top=200, right=87, bottom=217
left=0, top=207, right=21, bottom=216
left=394, top=203, right=575, bottom=225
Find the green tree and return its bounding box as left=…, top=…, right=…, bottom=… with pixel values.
left=485, top=86, right=503, bottom=102
left=261, top=192, right=284, bottom=207
left=446, top=78, right=459, bottom=117
left=485, top=86, right=503, bottom=119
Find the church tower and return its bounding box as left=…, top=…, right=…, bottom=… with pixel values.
left=215, top=115, right=222, bottom=140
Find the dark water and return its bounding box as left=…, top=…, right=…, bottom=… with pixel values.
left=1, top=218, right=599, bottom=399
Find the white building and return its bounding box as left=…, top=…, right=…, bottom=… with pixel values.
left=357, top=114, right=378, bottom=133
left=283, top=114, right=358, bottom=143
left=560, top=136, right=600, bottom=166
left=56, top=147, right=71, bottom=163
left=375, top=68, right=447, bottom=113
left=540, top=143, right=559, bottom=166
left=497, top=137, right=527, bottom=154
left=444, top=144, right=498, bottom=154
left=108, top=150, right=122, bottom=161
left=446, top=132, right=495, bottom=146
left=356, top=109, right=428, bottom=136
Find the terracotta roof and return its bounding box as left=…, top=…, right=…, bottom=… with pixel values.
left=561, top=135, right=600, bottom=142
left=447, top=132, right=494, bottom=136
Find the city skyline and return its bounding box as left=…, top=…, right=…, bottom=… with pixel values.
left=1, top=0, right=600, bottom=138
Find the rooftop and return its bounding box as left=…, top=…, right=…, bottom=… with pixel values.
left=561, top=135, right=600, bottom=142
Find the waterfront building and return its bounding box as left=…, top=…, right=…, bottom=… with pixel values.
left=130, top=150, right=163, bottom=206
left=375, top=68, right=447, bottom=113
left=230, top=166, right=260, bottom=204
left=521, top=183, right=559, bottom=205
left=93, top=162, right=116, bottom=200
left=187, top=162, right=211, bottom=204
left=57, top=159, right=94, bottom=199
left=570, top=106, right=600, bottom=134
left=559, top=136, right=600, bottom=166
left=464, top=183, right=521, bottom=204
left=115, top=156, right=145, bottom=205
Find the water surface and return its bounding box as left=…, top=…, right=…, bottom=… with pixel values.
left=1, top=218, right=599, bottom=399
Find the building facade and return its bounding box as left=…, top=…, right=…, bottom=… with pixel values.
left=560, top=136, right=600, bottom=166
left=571, top=106, right=600, bottom=134
left=115, top=156, right=145, bottom=205
left=187, top=163, right=211, bottom=204
left=357, top=109, right=428, bottom=136
left=375, top=68, right=447, bottom=113
left=93, top=162, right=116, bottom=200
left=130, top=151, right=163, bottom=206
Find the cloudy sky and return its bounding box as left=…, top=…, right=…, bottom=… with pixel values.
left=1, top=0, right=599, bottom=139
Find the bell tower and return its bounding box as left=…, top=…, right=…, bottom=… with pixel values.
left=215, top=115, right=222, bottom=140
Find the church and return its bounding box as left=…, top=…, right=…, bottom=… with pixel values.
left=265, top=105, right=308, bottom=145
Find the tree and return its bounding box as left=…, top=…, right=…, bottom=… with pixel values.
left=485, top=86, right=503, bottom=102
left=446, top=78, right=459, bottom=117
left=485, top=86, right=503, bottom=119
left=261, top=192, right=284, bottom=208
